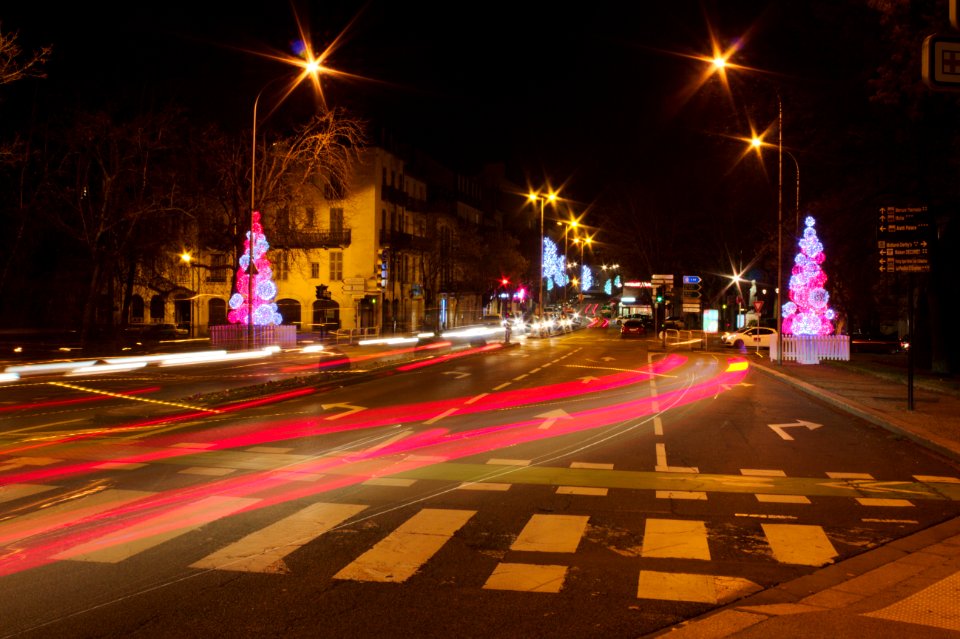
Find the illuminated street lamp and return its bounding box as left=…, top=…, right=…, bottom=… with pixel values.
left=180, top=251, right=199, bottom=339
left=747, top=99, right=787, bottom=365
left=528, top=189, right=559, bottom=326
left=572, top=235, right=592, bottom=298
left=247, top=57, right=325, bottom=345
left=556, top=217, right=579, bottom=309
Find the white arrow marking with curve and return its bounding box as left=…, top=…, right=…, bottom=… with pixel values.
left=768, top=420, right=823, bottom=441
left=537, top=409, right=573, bottom=430
left=442, top=371, right=470, bottom=379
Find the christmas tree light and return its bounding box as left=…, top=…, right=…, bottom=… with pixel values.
left=782, top=216, right=835, bottom=335
left=227, top=211, right=283, bottom=326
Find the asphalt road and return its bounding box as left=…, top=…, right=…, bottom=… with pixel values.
left=1, top=330, right=959, bottom=638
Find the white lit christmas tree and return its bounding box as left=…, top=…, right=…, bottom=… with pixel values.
left=782, top=215, right=835, bottom=335
left=227, top=211, right=283, bottom=326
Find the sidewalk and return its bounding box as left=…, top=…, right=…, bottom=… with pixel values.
left=650, top=353, right=960, bottom=638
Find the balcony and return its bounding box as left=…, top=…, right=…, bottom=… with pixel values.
left=271, top=227, right=352, bottom=249
left=379, top=229, right=431, bottom=252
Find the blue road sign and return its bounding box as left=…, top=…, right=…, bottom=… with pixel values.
left=682, top=275, right=701, bottom=285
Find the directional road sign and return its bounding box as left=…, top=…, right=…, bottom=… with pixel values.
left=877, top=207, right=932, bottom=273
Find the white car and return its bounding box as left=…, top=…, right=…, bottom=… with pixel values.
left=721, top=326, right=778, bottom=348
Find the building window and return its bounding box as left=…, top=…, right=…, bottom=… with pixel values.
left=276, top=250, right=289, bottom=281
left=311, top=262, right=320, bottom=279
left=329, top=251, right=343, bottom=281
left=330, top=207, right=344, bottom=233
left=305, top=206, right=316, bottom=227
left=382, top=167, right=387, bottom=185
left=208, top=253, right=228, bottom=282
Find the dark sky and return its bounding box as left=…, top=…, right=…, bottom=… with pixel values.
left=2, top=2, right=875, bottom=209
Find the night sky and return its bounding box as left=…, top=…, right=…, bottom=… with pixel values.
left=3, top=1, right=835, bottom=200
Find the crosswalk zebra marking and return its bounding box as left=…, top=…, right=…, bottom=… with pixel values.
left=556, top=486, right=607, bottom=496
left=56, top=495, right=257, bottom=564
left=483, top=562, right=568, bottom=593
left=0, top=489, right=152, bottom=546
left=762, top=523, right=838, bottom=566
left=363, top=478, right=417, bottom=487
left=637, top=571, right=761, bottom=604
left=510, top=515, right=589, bottom=554
left=856, top=498, right=914, bottom=507
left=0, top=483, right=56, bottom=504
left=657, top=490, right=707, bottom=500
left=333, top=508, right=475, bottom=583
left=179, top=467, right=236, bottom=476
left=191, top=502, right=367, bottom=573
left=755, top=494, right=811, bottom=504
left=741, top=469, right=787, bottom=477
left=642, top=519, right=711, bottom=560
left=826, top=472, right=874, bottom=479
left=458, top=482, right=511, bottom=491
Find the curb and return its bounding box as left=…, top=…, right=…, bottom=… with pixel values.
left=749, top=361, right=960, bottom=465
left=646, top=515, right=960, bottom=638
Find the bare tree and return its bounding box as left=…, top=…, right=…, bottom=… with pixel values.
left=0, top=25, right=49, bottom=87
left=44, top=105, right=193, bottom=340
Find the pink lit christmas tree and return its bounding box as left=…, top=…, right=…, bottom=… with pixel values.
left=227, top=211, right=283, bottom=326
left=782, top=215, right=835, bottom=335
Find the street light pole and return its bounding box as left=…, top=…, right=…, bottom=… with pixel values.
left=528, top=189, right=558, bottom=331
left=776, top=95, right=783, bottom=366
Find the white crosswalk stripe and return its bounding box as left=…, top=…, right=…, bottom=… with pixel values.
left=191, top=502, right=368, bottom=573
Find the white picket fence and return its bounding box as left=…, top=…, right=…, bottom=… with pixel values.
left=770, top=334, right=849, bottom=364
left=209, top=324, right=298, bottom=349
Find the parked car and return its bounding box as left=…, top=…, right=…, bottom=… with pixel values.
left=620, top=318, right=647, bottom=339
left=661, top=316, right=686, bottom=331
left=122, top=323, right=184, bottom=344
left=721, top=326, right=778, bottom=349
left=849, top=331, right=906, bottom=354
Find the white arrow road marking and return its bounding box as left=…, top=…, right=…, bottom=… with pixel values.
left=442, top=371, right=470, bottom=379
left=537, top=409, right=572, bottom=430
left=768, top=420, right=822, bottom=441
left=322, top=403, right=366, bottom=420
left=578, top=376, right=599, bottom=384
left=601, top=357, right=615, bottom=362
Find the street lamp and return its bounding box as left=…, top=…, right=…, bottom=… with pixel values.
left=556, top=217, right=579, bottom=310
left=572, top=235, right=592, bottom=299
left=748, top=96, right=788, bottom=365
left=528, top=189, right=558, bottom=328
left=247, top=58, right=325, bottom=346
left=180, top=251, right=198, bottom=339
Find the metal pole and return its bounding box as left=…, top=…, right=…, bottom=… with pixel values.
left=248, top=93, right=260, bottom=348
left=538, top=198, right=544, bottom=328
left=776, top=95, right=783, bottom=366
left=563, top=223, right=569, bottom=310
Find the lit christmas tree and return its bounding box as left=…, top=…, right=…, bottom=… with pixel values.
left=542, top=237, right=568, bottom=291
left=227, top=211, right=283, bottom=326
left=782, top=215, right=836, bottom=335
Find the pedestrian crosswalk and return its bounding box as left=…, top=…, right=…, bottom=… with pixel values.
left=0, top=485, right=853, bottom=603
left=2, top=462, right=959, bottom=602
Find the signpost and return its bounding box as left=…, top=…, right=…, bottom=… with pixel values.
left=681, top=275, right=702, bottom=316
left=877, top=206, right=932, bottom=274
left=878, top=206, right=932, bottom=411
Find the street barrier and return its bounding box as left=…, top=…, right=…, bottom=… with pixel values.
left=210, top=324, right=297, bottom=349
left=661, top=329, right=707, bottom=350
left=770, top=334, right=850, bottom=363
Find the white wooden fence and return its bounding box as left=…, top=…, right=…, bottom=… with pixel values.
left=770, top=335, right=849, bottom=364
left=209, top=324, right=298, bottom=349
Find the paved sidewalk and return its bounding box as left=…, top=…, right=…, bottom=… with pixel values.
left=650, top=353, right=960, bottom=638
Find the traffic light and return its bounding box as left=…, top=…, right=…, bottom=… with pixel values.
left=315, top=284, right=329, bottom=300
left=376, top=248, right=389, bottom=289
left=655, top=293, right=664, bottom=303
